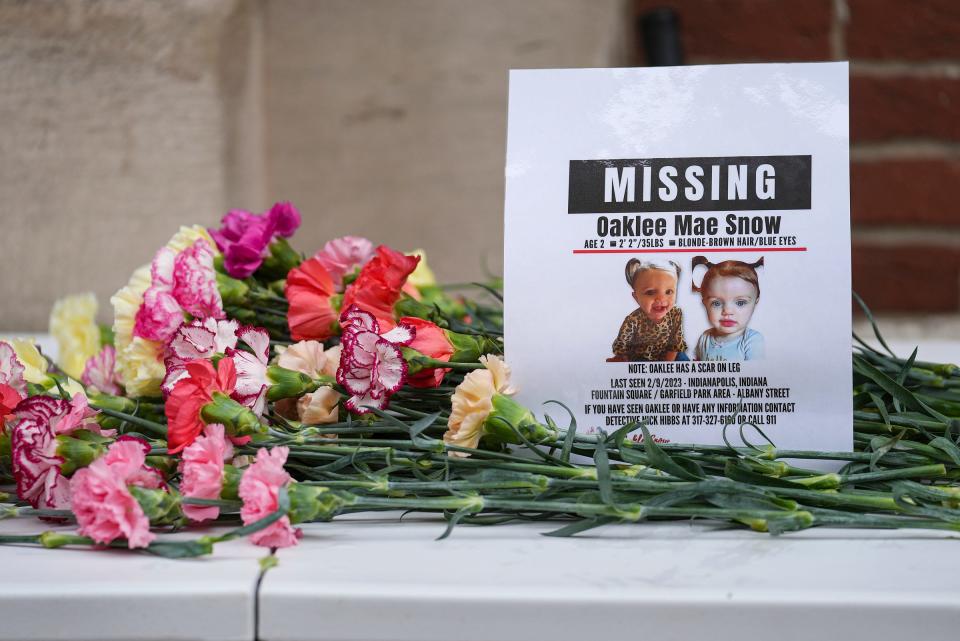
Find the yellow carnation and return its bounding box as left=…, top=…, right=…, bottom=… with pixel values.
left=406, top=249, right=437, bottom=289
left=444, top=355, right=515, bottom=455
left=49, top=293, right=100, bottom=380
left=165, top=225, right=215, bottom=254
left=61, top=377, right=87, bottom=399
left=115, top=337, right=165, bottom=397
left=11, top=338, right=52, bottom=386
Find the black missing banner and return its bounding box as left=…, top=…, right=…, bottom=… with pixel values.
left=568, top=155, right=811, bottom=214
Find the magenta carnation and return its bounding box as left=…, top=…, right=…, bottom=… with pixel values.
left=336, top=305, right=414, bottom=414
left=239, top=446, right=301, bottom=548
left=209, top=202, right=302, bottom=279
left=313, top=236, right=375, bottom=290
left=180, top=423, right=233, bottom=523
left=70, top=437, right=161, bottom=549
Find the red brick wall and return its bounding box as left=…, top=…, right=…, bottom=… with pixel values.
left=633, top=0, right=960, bottom=313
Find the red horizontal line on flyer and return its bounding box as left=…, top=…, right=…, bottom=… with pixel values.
left=572, top=247, right=808, bottom=254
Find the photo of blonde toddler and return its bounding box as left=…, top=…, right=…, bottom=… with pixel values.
left=610, top=258, right=688, bottom=362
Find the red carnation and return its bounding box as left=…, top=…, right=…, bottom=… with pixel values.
left=342, top=245, right=419, bottom=329
left=165, top=358, right=237, bottom=454
left=0, top=383, right=22, bottom=428
left=285, top=257, right=339, bottom=341
left=401, top=317, right=455, bottom=388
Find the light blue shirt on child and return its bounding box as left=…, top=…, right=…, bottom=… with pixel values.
left=695, top=328, right=765, bottom=361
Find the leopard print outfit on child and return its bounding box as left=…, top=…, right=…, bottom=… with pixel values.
left=611, top=306, right=687, bottom=361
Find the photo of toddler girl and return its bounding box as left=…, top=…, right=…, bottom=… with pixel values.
left=610, top=258, right=688, bottom=362
left=692, top=256, right=765, bottom=361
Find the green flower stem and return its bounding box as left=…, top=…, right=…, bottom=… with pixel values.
left=855, top=411, right=950, bottom=431
left=3, top=507, right=74, bottom=520
left=0, top=534, right=48, bottom=544
left=841, top=464, right=948, bottom=485
left=772, top=488, right=901, bottom=512
left=807, top=508, right=960, bottom=531
left=181, top=497, right=242, bottom=509
left=88, top=406, right=168, bottom=438
left=303, top=478, right=551, bottom=494
left=418, top=359, right=484, bottom=372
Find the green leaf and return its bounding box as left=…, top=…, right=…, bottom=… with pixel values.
left=542, top=517, right=616, bottom=537
left=928, top=437, right=960, bottom=467
left=869, top=430, right=907, bottom=471
left=143, top=539, right=214, bottom=558
left=436, top=505, right=475, bottom=540
left=868, top=392, right=891, bottom=428
left=593, top=431, right=614, bottom=506
left=639, top=423, right=705, bottom=480
left=853, top=356, right=951, bottom=425
left=853, top=292, right=896, bottom=358
left=543, top=400, right=578, bottom=463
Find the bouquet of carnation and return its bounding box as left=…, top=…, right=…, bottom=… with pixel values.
left=1, top=203, right=959, bottom=557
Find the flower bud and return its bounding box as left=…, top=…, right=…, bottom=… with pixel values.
left=483, top=394, right=557, bottom=446
left=55, top=435, right=107, bottom=475
left=39, top=531, right=88, bottom=549
left=88, top=392, right=138, bottom=414
left=201, top=392, right=264, bottom=438
left=400, top=347, right=432, bottom=375
left=266, top=365, right=320, bottom=401
left=286, top=484, right=351, bottom=524
left=394, top=296, right=445, bottom=326
left=0, top=432, right=10, bottom=474
left=217, top=272, right=250, bottom=306
left=259, top=237, right=303, bottom=280
left=146, top=455, right=177, bottom=478
left=128, top=486, right=183, bottom=526
left=220, top=464, right=242, bottom=501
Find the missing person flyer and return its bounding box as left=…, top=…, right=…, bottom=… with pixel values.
left=503, top=63, right=851, bottom=465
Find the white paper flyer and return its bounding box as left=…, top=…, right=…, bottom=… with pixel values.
left=504, top=63, right=851, bottom=460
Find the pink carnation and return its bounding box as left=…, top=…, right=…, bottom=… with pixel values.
left=180, top=423, right=233, bottom=523
left=82, top=345, right=122, bottom=396
left=336, top=306, right=414, bottom=414
left=0, top=341, right=26, bottom=395
left=133, top=238, right=224, bottom=343
left=55, top=393, right=114, bottom=437
left=70, top=438, right=160, bottom=549
left=133, top=286, right=183, bottom=342
left=313, top=236, right=375, bottom=290
left=239, top=446, right=301, bottom=548
left=172, top=239, right=224, bottom=319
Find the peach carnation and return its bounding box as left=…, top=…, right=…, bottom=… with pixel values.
left=443, top=355, right=515, bottom=455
